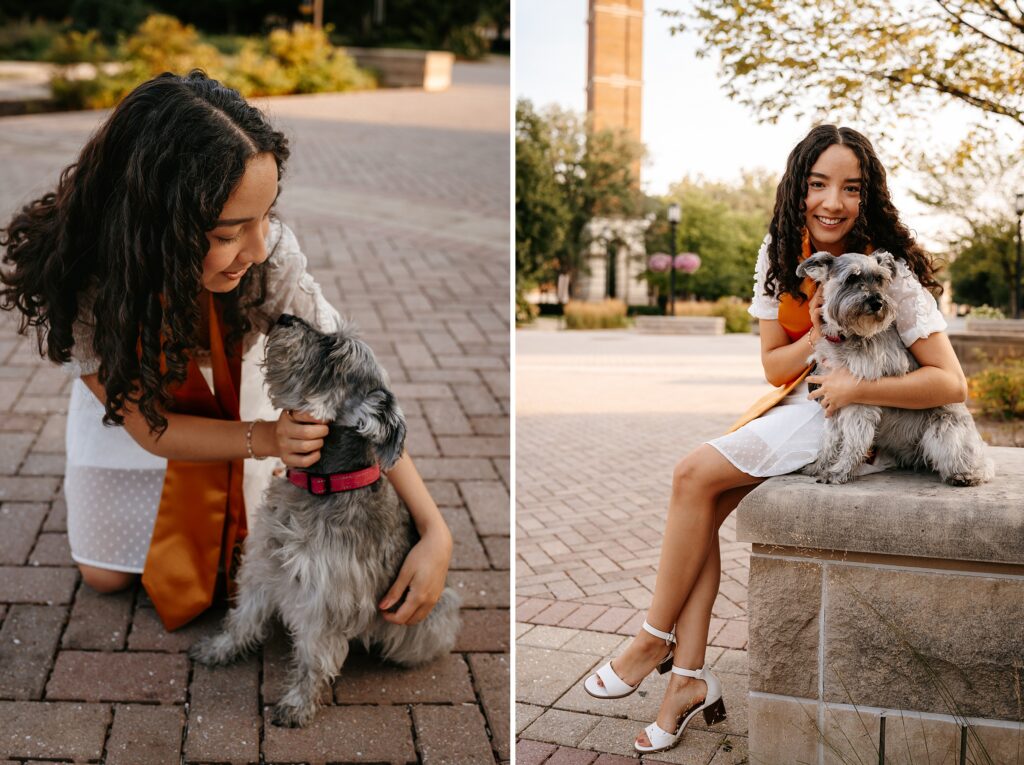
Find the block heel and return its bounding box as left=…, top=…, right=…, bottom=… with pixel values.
left=702, top=696, right=727, bottom=725
left=635, top=664, right=725, bottom=754
left=657, top=654, right=674, bottom=674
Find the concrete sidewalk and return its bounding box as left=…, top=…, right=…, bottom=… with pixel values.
left=515, top=329, right=771, bottom=765
left=0, top=59, right=509, bottom=764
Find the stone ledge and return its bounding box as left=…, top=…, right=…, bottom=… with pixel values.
left=634, top=315, right=725, bottom=334
left=343, top=47, right=454, bottom=91
left=736, top=446, right=1024, bottom=565
left=965, top=318, right=1024, bottom=333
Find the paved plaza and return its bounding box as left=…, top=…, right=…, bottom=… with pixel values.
left=516, top=327, right=771, bottom=764
left=0, top=59, right=509, bottom=764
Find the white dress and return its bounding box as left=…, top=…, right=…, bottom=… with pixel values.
left=63, top=219, right=341, bottom=573
left=706, top=235, right=948, bottom=478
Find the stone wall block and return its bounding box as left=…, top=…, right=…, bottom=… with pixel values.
left=824, top=565, right=1024, bottom=721
left=747, top=694, right=819, bottom=765
left=824, top=707, right=963, bottom=765
left=748, top=556, right=821, bottom=699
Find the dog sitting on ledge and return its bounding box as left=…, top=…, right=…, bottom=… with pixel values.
left=190, top=314, right=460, bottom=728
left=797, top=250, right=994, bottom=487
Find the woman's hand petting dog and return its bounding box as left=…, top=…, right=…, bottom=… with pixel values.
left=271, top=409, right=329, bottom=467
left=808, top=289, right=824, bottom=346
left=807, top=360, right=860, bottom=418
left=379, top=528, right=454, bottom=625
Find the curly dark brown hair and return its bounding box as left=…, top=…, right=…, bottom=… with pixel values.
left=766, top=125, right=941, bottom=301
left=1, top=70, right=289, bottom=435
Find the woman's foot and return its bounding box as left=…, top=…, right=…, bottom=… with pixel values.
left=634, top=673, right=707, bottom=749
left=592, top=627, right=673, bottom=691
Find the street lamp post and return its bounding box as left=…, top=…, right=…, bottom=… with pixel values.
left=668, top=203, right=681, bottom=317
left=1015, top=192, right=1024, bottom=320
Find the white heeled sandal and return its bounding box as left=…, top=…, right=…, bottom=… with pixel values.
left=634, top=664, right=727, bottom=754
left=583, top=620, right=675, bottom=699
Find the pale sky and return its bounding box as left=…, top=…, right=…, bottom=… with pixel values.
left=514, top=0, right=983, bottom=248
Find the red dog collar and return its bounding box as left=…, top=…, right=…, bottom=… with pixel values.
left=287, top=464, right=381, bottom=495
left=824, top=334, right=845, bottom=344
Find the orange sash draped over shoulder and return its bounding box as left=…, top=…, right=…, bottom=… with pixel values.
left=141, top=291, right=247, bottom=631
left=724, top=232, right=873, bottom=434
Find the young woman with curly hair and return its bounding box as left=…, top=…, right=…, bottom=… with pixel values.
left=1, top=70, right=452, bottom=631
left=580, top=125, right=966, bottom=755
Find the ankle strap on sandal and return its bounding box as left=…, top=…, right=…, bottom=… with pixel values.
left=671, top=665, right=706, bottom=680
left=641, top=620, right=675, bottom=643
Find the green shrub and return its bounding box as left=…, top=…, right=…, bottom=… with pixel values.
left=0, top=18, right=66, bottom=60
left=969, top=359, right=1024, bottom=420
left=266, top=23, right=374, bottom=94
left=48, top=15, right=376, bottom=111
left=515, top=291, right=539, bottom=325
left=120, top=14, right=224, bottom=78
left=970, top=304, right=1006, bottom=320
left=657, top=298, right=751, bottom=332
left=223, top=39, right=293, bottom=97
left=446, top=25, right=490, bottom=60
left=46, top=30, right=110, bottom=64
left=712, top=297, right=752, bottom=333
left=564, top=299, right=628, bottom=330
left=202, top=34, right=253, bottom=56
left=627, top=305, right=662, bottom=316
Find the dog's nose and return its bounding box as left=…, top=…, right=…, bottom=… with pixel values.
left=276, top=313, right=297, bottom=327
left=866, top=295, right=883, bottom=313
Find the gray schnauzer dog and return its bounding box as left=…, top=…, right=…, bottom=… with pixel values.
left=190, top=314, right=461, bottom=728
left=797, top=251, right=993, bottom=486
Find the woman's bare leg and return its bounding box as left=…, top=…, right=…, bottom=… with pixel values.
left=593, top=446, right=759, bottom=690
left=635, top=484, right=758, bottom=746
left=78, top=564, right=137, bottom=594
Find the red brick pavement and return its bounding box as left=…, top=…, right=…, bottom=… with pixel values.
left=0, top=60, right=509, bottom=764
left=516, top=333, right=761, bottom=762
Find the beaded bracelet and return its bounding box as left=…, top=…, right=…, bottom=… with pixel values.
left=246, top=419, right=267, bottom=460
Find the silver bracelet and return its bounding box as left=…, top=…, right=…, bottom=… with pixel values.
left=246, top=419, right=267, bottom=460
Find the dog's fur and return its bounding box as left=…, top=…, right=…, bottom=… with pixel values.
left=797, top=251, right=994, bottom=486
left=189, top=314, right=461, bottom=728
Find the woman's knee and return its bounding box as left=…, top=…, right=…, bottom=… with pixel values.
left=78, top=564, right=137, bottom=594
left=671, top=445, right=749, bottom=497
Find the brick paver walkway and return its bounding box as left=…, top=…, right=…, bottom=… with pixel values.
left=515, top=327, right=771, bottom=764
left=0, top=59, right=509, bottom=764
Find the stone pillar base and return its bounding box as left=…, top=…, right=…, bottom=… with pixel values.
left=737, top=447, right=1024, bottom=765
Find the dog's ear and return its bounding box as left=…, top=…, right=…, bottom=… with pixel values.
left=344, top=389, right=407, bottom=470
left=872, top=250, right=898, bottom=277
left=796, top=252, right=835, bottom=283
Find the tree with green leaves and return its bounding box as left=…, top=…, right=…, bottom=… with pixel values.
left=947, top=222, right=1018, bottom=311
left=668, top=0, right=1024, bottom=131
left=644, top=172, right=777, bottom=301
left=514, top=99, right=644, bottom=292
left=515, top=101, right=570, bottom=296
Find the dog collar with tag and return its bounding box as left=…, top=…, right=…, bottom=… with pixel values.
left=287, top=464, right=381, bottom=495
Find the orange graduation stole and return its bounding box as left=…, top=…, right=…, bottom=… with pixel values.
left=141, top=291, right=247, bottom=631
left=725, top=231, right=873, bottom=433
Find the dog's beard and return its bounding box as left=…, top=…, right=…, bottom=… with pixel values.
left=828, top=294, right=896, bottom=340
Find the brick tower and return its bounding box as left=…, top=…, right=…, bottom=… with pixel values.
left=578, top=0, right=649, bottom=304
left=587, top=0, right=643, bottom=183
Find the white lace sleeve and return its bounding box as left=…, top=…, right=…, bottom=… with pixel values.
left=891, top=259, right=947, bottom=347
left=62, top=289, right=101, bottom=377
left=247, top=220, right=342, bottom=344
left=749, top=234, right=779, bottom=320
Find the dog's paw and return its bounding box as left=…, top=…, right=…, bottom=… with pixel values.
left=817, top=472, right=852, bottom=485
left=188, top=634, right=241, bottom=666
left=945, top=472, right=984, bottom=487
left=271, top=700, right=317, bottom=728
left=801, top=459, right=829, bottom=478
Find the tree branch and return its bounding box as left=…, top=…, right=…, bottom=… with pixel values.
left=885, top=70, right=1024, bottom=126
left=931, top=0, right=1024, bottom=54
